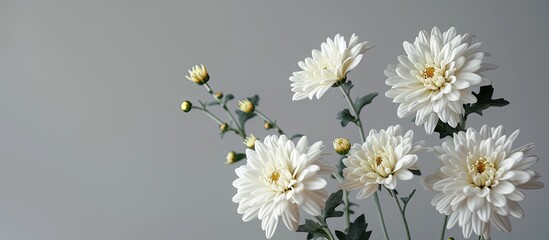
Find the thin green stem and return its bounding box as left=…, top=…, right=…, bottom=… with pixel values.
left=338, top=84, right=390, bottom=240
left=255, top=110, right=285, bottom=135
left=332, top=173, right=351, bottom=230
left=203, top=83, right=245, bottom=138
left=322, top=227, right=335, bottom=240
left=440, top=215, right=448, bottom=240
left=373, top=193, right=390, bottom=240
left=194, top=107, right=239, bottom=133
left=391, top=190, right=411, bottom=240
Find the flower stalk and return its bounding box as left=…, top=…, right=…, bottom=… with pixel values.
left=256, top=110, right=285, bottom=135
left=338, top=84, right=390, bottom=240
left=391, top=190, right=411, bottom=240
left=203, top=83, right=246, bottom=138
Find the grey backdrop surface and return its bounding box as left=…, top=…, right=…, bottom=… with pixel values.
left=1, top=0, right=548, bottom=239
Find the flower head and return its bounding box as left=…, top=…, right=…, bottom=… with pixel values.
left=423, top=125, right=544, bottom=239
left=185, top=64, right=209, bottom=85
left=238, top=99, right=255, bottom=113
left=290, top=34, right=373, bottom=101
left=340, top=125, right=425, bottom=199
left=333, top=138, right=351, bottom=155
left=244, top=134, right=258, bottom=149
left=180, top=100, right=192, bottom=112
left=233, top=135, right=332, bottom=239
left=385, top=27, right=497, bottom=134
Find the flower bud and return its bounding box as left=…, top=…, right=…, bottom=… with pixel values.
left=185, top=64, right=209, bottom=85
left=244, top=134, right=257, bottom=149
left=238, top=99, right=255, bottom=113
left=226, top=151, right=237, bottom=164
left=220, top=123, right=229, bottom=133
left=333, top=137, right=351, bottom=155
left=214, top=92, right=224, bottom=100
left=264, top=121, right=273, bottom=130
left=180, top=100, right=192, bottom=112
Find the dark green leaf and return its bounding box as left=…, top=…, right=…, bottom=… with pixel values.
left=335, top=231, right=346, bottom=240
left=341, top=80, right=354, bottom=93
left=400, top=189, right=416, bottom=214
left=353, top=92, right=378, bottom=116
left=410, top=169, right=421, bottom=176
left=223, top=94, right=235, bottom=104
left=297, top=219, right=329, bottom=240
left=247, top=94, right=260, bottom=106
left=434, top=120, right=463, bottom=139
left=464, top=85, right=509, bottom=116
left=346, top=214, right=370, bottom=240
left=323, top=190, right=344, bottom=220
left=336, top=109, right=355, bottom=127
left=335, top=156, right=345, bottom=180
left=291, top=134, right=304, bottom=141
left=235, top=110, right=256, bottom=127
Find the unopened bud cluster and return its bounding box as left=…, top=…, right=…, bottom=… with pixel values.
left=333, top=137, right=351, bottom=155
left=185, top=64, right=209, bottom=85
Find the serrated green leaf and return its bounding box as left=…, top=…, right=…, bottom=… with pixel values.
left=336, top=109, right=355, bottom=127
left=464, top=85, right=509, bottom=116
left=323, top=190, right=344, bottom=220
left=434, top=120, right=463, bottom=139
left=410, top=169, right=421, bottom=176
left=235, top=110, right=256, bottom=127
left=353, top=92, right=378, bottom=116
left=346, top=214, right=370, bottom=240
left=297, top=219, right=329, bottom=240
left=401, top=189, right=416, bottom=214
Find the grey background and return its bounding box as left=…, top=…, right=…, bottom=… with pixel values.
left=1, top=0, right=548, bottom=239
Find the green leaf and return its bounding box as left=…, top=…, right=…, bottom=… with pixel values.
left=341, top=80, right=354, bottom=93
left=335, top=231, right=347, bottom=240
left=346, top=214, right=371, bottom=240
left=335, top=156, right=345, bottom=180
left=223, top=94, right=235, bottom=104
left=235, top=110, right=256, bottom=127
left=434, top=120, right=463, bottom=139
left=410, top=169, right=421, bottom=176
left=400, top=189, right=416, bottom=214
left=247, top=94, right=260, bottom=106
left=353, top=92, right=378, bottom=116
left=297, top=219, right=329, bottom=240
left=322, top=190, right=344, bottom=220
left=336, top=109, right=355, bottom=127
left=464, top=85, right=509, bottom=116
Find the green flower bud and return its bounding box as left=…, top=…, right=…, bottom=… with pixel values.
left=214, top=92, right=223, bottom=100
left=181, top=100, right=192, bottom=112
left=333, top=137, right=351, bottom=155
left=220, top=123, right=229, bottom=132
left=226, top=151, right=237, bottom=164
left=264, top=121, right=273, bottom=130
left=238, top=99, right=255, bottom=113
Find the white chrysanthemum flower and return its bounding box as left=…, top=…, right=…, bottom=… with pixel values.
left=423, top=125, right=544, bottom=239
left=340, top=125, right=425, bottom=199
left=232, top=135, right=333, bottom=239
left=385, top=27, right=498, bottom=134
left=290, top=34, right=373, bottom=101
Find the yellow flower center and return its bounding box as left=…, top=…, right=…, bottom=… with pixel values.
left=422, top=66, right=436, bottom=79
left=475, top=157, right=488, bottom=173
left=468, top=156, right=496, bottom=188
left=269, top=171, right=280, bottom=183
left=375, top=154, right=383, bottom=166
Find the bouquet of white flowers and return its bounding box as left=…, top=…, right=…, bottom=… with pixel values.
left=180, top=27, right=543, bottom=240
